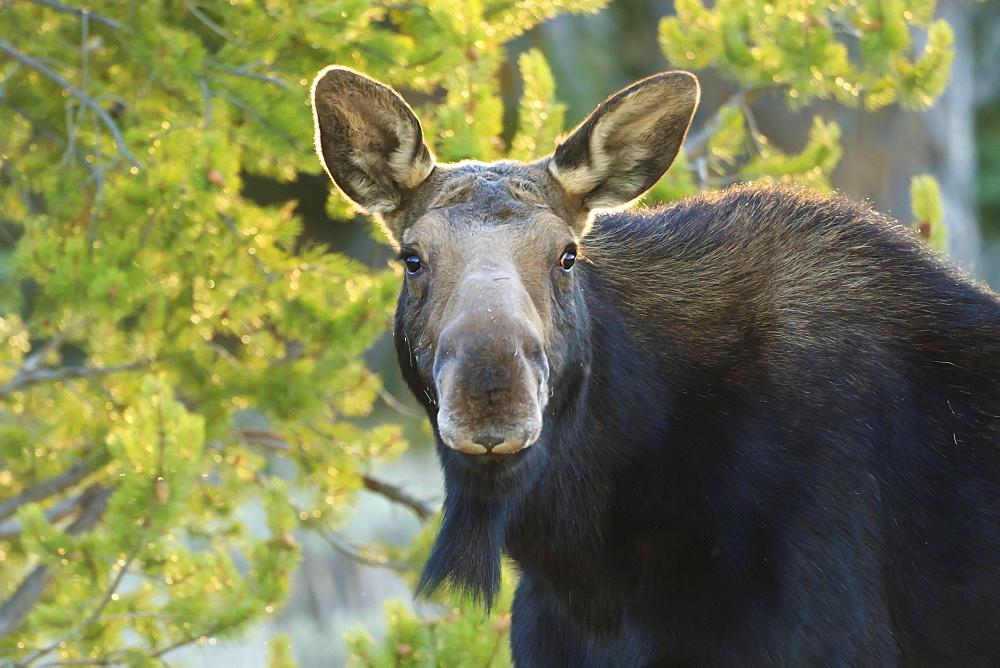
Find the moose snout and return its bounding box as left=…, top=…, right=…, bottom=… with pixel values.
left=434, top=323, right=548, bottom=456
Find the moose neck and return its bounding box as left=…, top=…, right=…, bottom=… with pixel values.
left=407, top=262, right=679, bottom=610
left=502, top=264, right=680, bottom=630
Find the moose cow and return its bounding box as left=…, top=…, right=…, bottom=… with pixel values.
left=311, top=67, right=1000, bottom=665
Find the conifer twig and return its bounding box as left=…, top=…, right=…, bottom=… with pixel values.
left=233, top=429, right=437, bottom=521
left=739, top=98, right=767, bottom=154
left=179, top=0, right=241, bottom=44
left=14, top=322, right=80, bottom=376
left=6, top=103, right=108, bottom=183
left=0, top=486, right=103, bottom=539
left=19, top=405, right=165, bottom=665
left=220, top=213, right=271, bottom=276
left=19, top=0, right=126, bottom=30
left=149, top=618, right=247, bottom=659
left=0, top=358, right=154, bottom=399
left=236, top=428, right=289, bottom=452
left=198, top=77, right=213, bottom=127
left=14, top=497, right=144, bottom=666
left=61, top=7, right=91, bottom=171
left=0, top=40, right=140, bottom=168
left=215, top=91, right=304, bottom=150
left=0, top=486, right=112, bottom=640
left=0, top=453, right=107, bottom=522
left=319, top=531, right=418, bottom=573
left=683, top=87, right=748, bottom=160
left=209, top=63, right=290, bottom=88
left=35, top=617, right=262, bottom=665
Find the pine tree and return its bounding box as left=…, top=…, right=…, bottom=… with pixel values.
left=0, top=0, right=606, bottom=664
left=652, top=0, right=953, bottom=240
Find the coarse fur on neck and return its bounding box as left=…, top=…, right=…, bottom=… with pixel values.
left=404, top=253, right=675, bottom=620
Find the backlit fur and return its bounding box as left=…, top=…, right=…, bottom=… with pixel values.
left=311, top=66, right=435, bottom=236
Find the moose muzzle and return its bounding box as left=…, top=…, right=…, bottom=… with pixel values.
left=432, top=273, right=549, bottom=455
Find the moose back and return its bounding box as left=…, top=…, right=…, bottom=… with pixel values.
left=311, top=67, right=1000, bottom=665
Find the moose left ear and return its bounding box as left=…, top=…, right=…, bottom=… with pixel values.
left=549, top=71, right=699, bottom=218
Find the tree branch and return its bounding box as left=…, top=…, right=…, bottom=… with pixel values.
left=683, top=87, right=748, bottom=161
left=24, top=517, right=144, bottom=664
left=198, top=77, right=213, bottom=128
left=209, top=63, right=290, bottom=88
left=179, top=0, right=241, bottom=45
left=232, top=429, right=437, bottom=521
left=361, top=475, right=436, bottom=522
left=235, top=428, right=289, bottom=453
left=0, top=40, right=141, bottom=168
left=0, top=496, right=82, bottom=539
left=0, top=453, right=108, bottom=522
left=17, top=0, right=126, bottom=30
left=377, top=386, right=424, bottom=419
left=739, top=98, right=767, bottom=155
left=318, top=530, right=417, bottom=573
left=0, top=486, right=112, bottom=639
left=0, top=358, right=154, bottom=399
left=20, top=618, right=248, bottom=665
left=14, top=322, right=80, bottom=378
left=149, top=618, right=246, bottom=660
left=215, top=91, right=304, bottom=150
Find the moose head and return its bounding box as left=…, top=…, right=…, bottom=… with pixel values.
left=311, top=66, right=698, bottom=478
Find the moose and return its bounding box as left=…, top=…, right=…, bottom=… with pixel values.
left=311, top=66, right=1000, bottom=665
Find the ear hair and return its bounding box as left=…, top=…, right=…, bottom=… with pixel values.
left=548, top=71, right=699, bottom=233
left=311, top=66, right=435, bottom=240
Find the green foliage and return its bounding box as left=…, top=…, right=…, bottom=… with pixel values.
left=0, top=0, right=605, bottom=664
left=345, top=599, right=512, bottom=668
left=268, top=632, right=297, bottom=668
left=391, top=0, right=607, bottom=164
left=911, top=174, right=948, bottom=253
left=345, top=516, right=515, bottom=667
left=661, top=0, right=953, bottom=110
left=654, top=0, right=954, bottom=200
left=509, top=49, right=567, bottom=161
left=975, top=100, right=1000, bottom=236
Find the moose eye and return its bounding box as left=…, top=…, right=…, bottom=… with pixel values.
left=558, top=247, right=577, bottom=271
left=404, top=254, right=423, bottom=274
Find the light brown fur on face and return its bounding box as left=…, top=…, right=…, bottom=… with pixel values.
left=396, top=163, right=577, bottom=454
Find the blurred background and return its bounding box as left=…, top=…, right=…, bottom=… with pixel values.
left=1, top=0, right=998, bottom=666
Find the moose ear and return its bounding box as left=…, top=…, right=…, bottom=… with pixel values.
left=549, top=71, right=699, bottom=219
left=311, top=66, right=435, bottom=234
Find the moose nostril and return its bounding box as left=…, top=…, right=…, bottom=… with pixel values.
left=472, top=433, right=505, bottom=450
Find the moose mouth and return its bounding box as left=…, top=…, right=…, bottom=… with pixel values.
left=427, top=270, right=551, bottom=458
left=433, top=360, right=549, bottom=457
left=435, top=400, right=545, bottom=456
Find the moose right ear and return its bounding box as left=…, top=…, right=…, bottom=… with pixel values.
left=311, top=67, right=435, bottom=237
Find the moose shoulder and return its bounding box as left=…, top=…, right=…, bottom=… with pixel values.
left=311, top=66, right=1000, bottom=665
